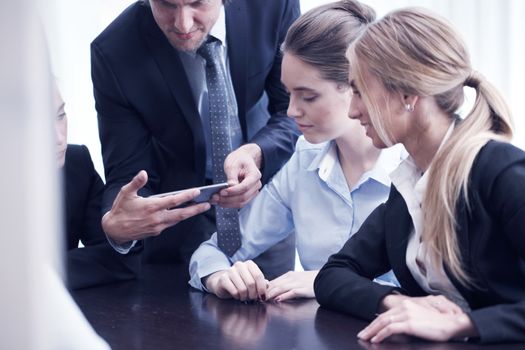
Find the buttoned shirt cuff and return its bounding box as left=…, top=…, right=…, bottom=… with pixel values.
left=188, top=234, right=232, bottom=292
left=189, top=257, right=231, bottom=292
left=105, top=234, right=137, bottom=254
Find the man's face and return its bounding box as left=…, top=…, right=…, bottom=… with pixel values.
left=150, top=0, right=222, bottom=52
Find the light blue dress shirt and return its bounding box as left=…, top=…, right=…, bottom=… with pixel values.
left=189, top=136, right=406, bottom=290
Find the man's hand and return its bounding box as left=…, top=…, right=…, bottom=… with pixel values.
left=211, top=144, right=263, bottom=208
left=102, top=170, right=211, bottom=244
left=205, top=260, right=268, bottom=301
left=266, top=270, right=318, bottom=302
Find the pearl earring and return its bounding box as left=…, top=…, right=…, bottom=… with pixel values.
left=404, top=104, right=414, bottom=112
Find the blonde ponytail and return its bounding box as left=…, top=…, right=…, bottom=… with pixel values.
left=424, top=72, right=513, bottom=286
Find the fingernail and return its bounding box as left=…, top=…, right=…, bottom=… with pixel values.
left=261, top=294, right=266, bottom=301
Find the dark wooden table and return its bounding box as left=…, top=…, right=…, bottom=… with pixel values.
left=73, top=265, right=524, bottom=350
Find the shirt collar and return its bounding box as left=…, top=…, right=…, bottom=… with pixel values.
left=365, top=145, right=407, bottom=187
left=209, top=5, right=226, bottom=46
left=306, top=141, right=404, bottom=186
left=306, top=141, right=337, bottom=181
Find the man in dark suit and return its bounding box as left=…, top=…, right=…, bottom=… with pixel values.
left=91, top=0, right=300, bottom=276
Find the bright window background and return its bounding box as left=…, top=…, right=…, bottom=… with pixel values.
left=42, top=0, right=525, bottom=178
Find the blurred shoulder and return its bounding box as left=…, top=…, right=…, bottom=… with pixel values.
left=65, top=144, right=95, bottom=171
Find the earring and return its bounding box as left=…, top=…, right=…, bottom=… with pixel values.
left=404, top=104, right=414, bottom=112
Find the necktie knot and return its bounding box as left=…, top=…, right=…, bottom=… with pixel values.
left=197, top=38, right=220, bottom=65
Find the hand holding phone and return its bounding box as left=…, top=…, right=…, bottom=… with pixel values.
left=149, top=182, right=229, bottom=203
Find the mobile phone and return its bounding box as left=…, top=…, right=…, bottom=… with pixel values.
left=149, top=182, right=229, bottom=203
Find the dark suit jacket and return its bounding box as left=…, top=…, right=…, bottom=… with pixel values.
left=91, top=1, right=299, bottom=273
left=314, top=141, right=525, bottom=343
left=64, top=145, right=140, bottom=289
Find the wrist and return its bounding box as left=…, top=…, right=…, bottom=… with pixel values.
left=379, top=292, right=406, bottom=312
left=102, top=211, right=126, bottom=245
left=240, top=143, right=262, bottom=169
left=451, top=313, right=478, bottom=341
left=204, top=270, right=223, bottom=293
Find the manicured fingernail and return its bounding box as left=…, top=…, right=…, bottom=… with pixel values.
left=261, top=294, right=266, bottom=301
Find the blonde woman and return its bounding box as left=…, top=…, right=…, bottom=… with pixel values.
left=315, top=7, right=525, bottom=344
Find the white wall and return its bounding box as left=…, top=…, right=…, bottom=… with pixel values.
left=43, top=0, right=525, bottom=179
left=42, top=0, right=134, bottom=178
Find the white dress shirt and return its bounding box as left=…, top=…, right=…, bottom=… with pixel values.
left=390, top=123, right=470, bottom=311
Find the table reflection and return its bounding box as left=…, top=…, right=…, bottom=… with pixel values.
left=73, top=265, right=524, bottom=350
left=190, top=292, right=329, bottom=349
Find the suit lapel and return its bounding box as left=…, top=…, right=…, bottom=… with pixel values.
left=139, top=8, right=205, bottom=174
left=225, top=1, right=248, bottom=138
left=386, top=188, right=427, bottom=296
left=388, top=188, right=477, bottom=302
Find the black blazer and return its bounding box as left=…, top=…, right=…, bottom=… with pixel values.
left=314, top=141, right=525, bottom=343
left=64, top=145, right=140, bottom=289
left=91, top=0, right=300, bottom=266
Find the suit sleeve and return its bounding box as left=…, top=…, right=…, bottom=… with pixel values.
left=91, top=42, right=157, bottom=213
left=314, top=203, right=400, bottom=321
left=467, top=145, right=525, bottom=343
left=67, top=146, right=141, bottom=290
left=249, top=0, right=301, bottom=183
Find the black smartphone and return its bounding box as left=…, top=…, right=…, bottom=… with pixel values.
left=149, top=182, right=229, bottom=203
